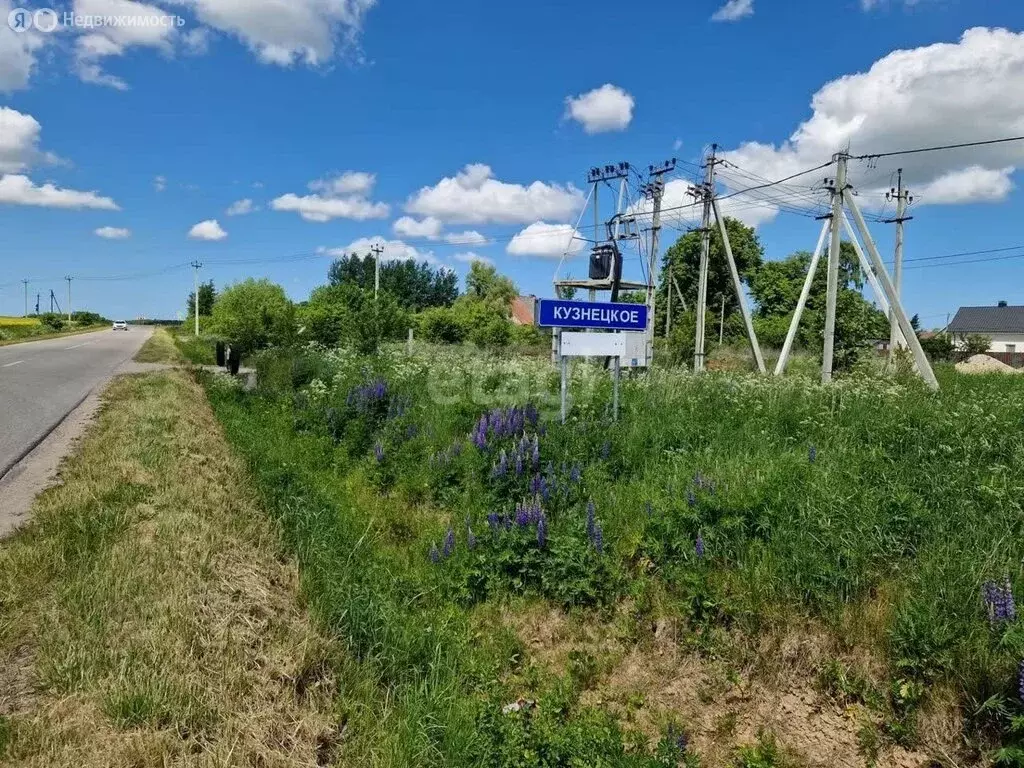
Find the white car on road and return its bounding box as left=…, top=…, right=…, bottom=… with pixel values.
left=112, top=321, right=128, bottom=331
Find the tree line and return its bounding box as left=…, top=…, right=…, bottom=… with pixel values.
left=189, top=254, right=543, bottom=357
left=192, top=220, right=949, bottom=367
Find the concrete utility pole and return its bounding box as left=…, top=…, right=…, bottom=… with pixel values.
left=591, top=178, right=599, bottom=303
left=644, top=160, right=675, bottom=356
left=190, top=261, right=202, bottom=336
left=22, top=279, right=28, bottom=317
left=885, top=168, right=912, bottom=364
left=370, top=244, right=384, bottom=299
left=822, top=153, right=847, bottom=384
left=65, top=276, right=72, bottom=323
left=694, top=145, right=717, bottom=372
left=775, top=219, right=830, bottom=375
left=843, top=184, right=938, bottom=390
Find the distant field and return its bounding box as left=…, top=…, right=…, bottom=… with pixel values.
left=0, top=317, right=41, bottom=328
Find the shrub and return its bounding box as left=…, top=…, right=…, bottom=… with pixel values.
left=211, top=278, right=295, bottom=354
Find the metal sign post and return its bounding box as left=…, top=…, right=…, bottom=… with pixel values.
left=557, top=330, right=629, bottom=424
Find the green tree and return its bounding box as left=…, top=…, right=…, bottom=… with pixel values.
left=960, top=334, right=992, bottom=356
left=747, top=241, right=885, bottom=369
left=297, top=284, right=350, bottom=346
left=298, top=283, right=410, bottom=352
left=466, top=261, right=517, bottom=309
left=656, top=217, right=763, bottom=337
left=212, top=278, right=294, bottom=353
left=187, top=280, right=216, bottom=318
left=327, top=254, right=457, bottom=311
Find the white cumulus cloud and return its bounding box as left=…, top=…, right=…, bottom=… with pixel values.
left=164, top=0, right=378, bottom=66
left=711, top=0, right=754, bottom=22
left=393, top=215, right=443, bottom=239
left=564, top=84, right=635, bottom=134
left=444, top=230, right=488, bottom=246
left=406, top=164, right=584, bottom=225
left=0, top=107, right=57, bottom=172
left=507, top=221, right=586, bottom=259
left=721, top=27, right=1024, bottom=208
left=226, top=198, right=257, bottom=215
left=73, top=0, right=183, bottom=89
left=95, top=226, right=131, bottom=239
left=0, top=174, right=119, bottom=209
left=320, top=236, right=442, bottom=266
left=453, top=252, right=493, bottom=266
left=914, top=165, right=1015, bottom=205
left=0, top=0, right=49, bottom=91
left=310, top=170, right=376, bottom=196
left=188, top=218, right=227, bottom=240
left=273, top=170, right=389, bottom=222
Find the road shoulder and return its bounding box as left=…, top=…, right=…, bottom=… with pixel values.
left=0, top=370, right=341, bottom=765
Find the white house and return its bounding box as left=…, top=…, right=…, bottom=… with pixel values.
left=948, top=303, right=1024, bottom=354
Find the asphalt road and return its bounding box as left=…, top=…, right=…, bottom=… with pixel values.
left=0, top=326, right=152, bottom=479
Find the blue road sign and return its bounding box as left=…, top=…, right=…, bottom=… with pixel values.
left=538, top=299, right=649, bottom=332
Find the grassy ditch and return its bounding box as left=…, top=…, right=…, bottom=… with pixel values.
left=133, top=327, right=183, bottom=364
left=0, top=371, right=344, bottom=766
left=196, top=344, right=1024, bottom=766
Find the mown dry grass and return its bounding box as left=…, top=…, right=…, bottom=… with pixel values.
left=133, top=327, right=183, bottom=364
left=488, top=600, right=960, bottom=768
left=0, top=371, right=344, bottom=766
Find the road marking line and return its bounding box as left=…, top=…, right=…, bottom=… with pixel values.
left=65, top=343, right=88, bottom=349
left=2, top=361, right=24, bottom=368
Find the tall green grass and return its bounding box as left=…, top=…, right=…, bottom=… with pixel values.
left=205, top=346, right=1024, bottom=764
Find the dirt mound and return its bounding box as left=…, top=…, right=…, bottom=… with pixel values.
left=956, top=354, right=1021, bottom=375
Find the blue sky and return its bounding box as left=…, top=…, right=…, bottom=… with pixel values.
left=0, top=0, right=1022, bottom=327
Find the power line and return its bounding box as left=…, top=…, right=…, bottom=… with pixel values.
left=854, top=135, right=1024, bottom=161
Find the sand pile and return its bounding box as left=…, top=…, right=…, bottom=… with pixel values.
left=955, top=354, right=1022, bottom=374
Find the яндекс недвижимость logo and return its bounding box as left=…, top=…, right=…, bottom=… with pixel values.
left=8, top=7, right=185, bottom=33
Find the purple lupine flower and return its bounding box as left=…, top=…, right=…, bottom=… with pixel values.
left=694, top=472, right=704, bottom=490
left=593, top=525, right=604, bottom=555
left=666, top=725, right=688, bottom=756
left=515, top=504, right=530, bottom=527
left=467, top=527, right=477, bottom=551
left=429, top=543, right=440, bottom=564
left=525, top=403, right=539, bottom=426
left=503, top=515, right=513, bottom=531
left=443, top=528, right=456, bottom=558
left=809, top=445, right=817, bottom=464
left=570, top=464, right=582, bottom=484
left=405, top=424, right=418, bottom=440
left=586, top=500, right=596, bottom=540
left=451, top=441, right=462, bottom=458
left=601, top=441, right=611, bottom=460
left=540, top=476, right=551, bottom=503
left=696, top=533, right=706, bottom=559
left=983, top=580, right=1001, bottom=623
left=1006, top=576, right=1017, bottom=621
left=514, top=454, right=524, bottom=477
left=1018, top=660, right=1024, bottom=701
left=374, top=443, right=385, bottom=463
left=537, top=515, right=548, bottom=548
left=687, top=490, right=697, bottom=508
left=532, top=436, right=540, bottom=468
left=530, top=474, right=542, bottom=495
left=487, top=512, right=500, bottom=531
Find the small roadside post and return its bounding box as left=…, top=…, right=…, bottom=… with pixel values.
left=538, top=298, right=648, bottom=424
